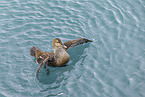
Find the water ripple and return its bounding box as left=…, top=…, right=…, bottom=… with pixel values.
left=0, top=0, right=145, bottom=97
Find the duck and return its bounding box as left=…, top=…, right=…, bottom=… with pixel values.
left=30, top=38, right=92, bottom=78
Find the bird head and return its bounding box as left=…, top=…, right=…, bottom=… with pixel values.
left=52, top=38, right=63, bottom=50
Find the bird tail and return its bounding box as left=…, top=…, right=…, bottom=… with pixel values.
left=30, top=46, right=40, bottom=56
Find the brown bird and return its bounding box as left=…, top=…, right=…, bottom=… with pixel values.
left=30, top=38, right=92, bottom=78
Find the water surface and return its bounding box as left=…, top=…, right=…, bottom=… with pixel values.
left=0, top=0, right=145, bottom=97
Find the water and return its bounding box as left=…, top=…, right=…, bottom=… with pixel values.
left=0, top=0, right=145, bottom=97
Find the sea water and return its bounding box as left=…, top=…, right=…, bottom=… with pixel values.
left=0, top=0, right=145, bottom=97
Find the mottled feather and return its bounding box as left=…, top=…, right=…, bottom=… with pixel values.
left=63, top=38, right=92, bottom=51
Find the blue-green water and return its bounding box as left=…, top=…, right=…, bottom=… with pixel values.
left=0, top=0, right=145, bottom=97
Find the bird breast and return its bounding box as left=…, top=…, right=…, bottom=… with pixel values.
left=54, top=47, right=70, bottom=66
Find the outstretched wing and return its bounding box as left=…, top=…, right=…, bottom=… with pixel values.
left=63, top=38, right=92, bottom=51
left=30, top=46, right=42, bottom=57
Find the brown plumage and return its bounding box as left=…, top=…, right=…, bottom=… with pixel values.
left=30, top=38, right=92, bottom=78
